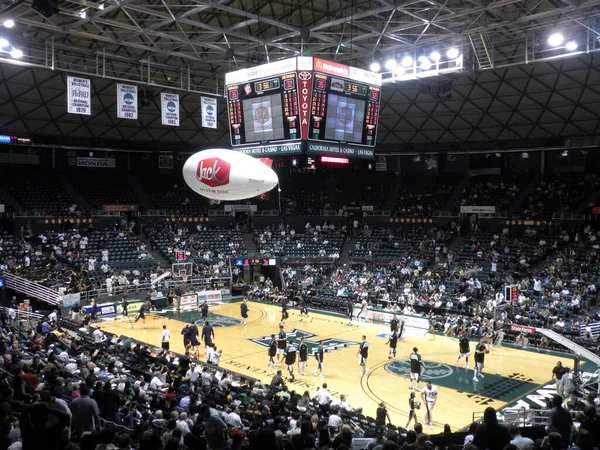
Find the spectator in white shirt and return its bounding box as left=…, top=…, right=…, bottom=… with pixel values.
left=225, top=407, right=243, bottom=428
left=327, top=407, right=343, bottom=428
left=509, top=426, right=534, bottom=449
left=176, top=412, right=192, bottom=435
left=313, top=383, right=333, bottom=408
left=150, top=372, right=166, bottom=390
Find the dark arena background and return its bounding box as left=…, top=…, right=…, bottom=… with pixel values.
left=0, top=0, right=599, bottom=449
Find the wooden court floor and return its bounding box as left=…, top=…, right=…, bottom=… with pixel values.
left=98, top=301, right=574, bottom=432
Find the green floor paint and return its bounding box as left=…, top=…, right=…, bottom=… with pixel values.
left=161, top=310, right=242, bottom=327
left=385, top=361, right=538, bottom=404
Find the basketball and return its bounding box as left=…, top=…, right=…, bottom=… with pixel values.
left=485, top=349, right=490, bottom=354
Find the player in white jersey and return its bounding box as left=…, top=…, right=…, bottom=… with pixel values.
left=419, top=381, right=438, bottom=430
left=358, top=298, right=368, bottom=324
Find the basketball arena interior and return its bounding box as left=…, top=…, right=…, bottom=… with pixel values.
left=0, top=0, right=599, bottom=449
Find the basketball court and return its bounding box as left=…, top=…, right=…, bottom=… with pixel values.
left=97, top=300, right=576, bottom=432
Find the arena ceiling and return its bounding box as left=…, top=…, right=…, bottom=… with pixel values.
left=0, top=0, right=599, bottom=148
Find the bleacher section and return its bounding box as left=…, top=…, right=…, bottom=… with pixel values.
left=456, top=174, right=529, bottom=212
left=394, top=177, right=455, bottom=217
left=254, top=225, right=345, bottom=259
left=281, top=173, right=328, bottom=215
left=0, top=166, right=80, bottom=216
left=333, top=172, right=393, bottom=210
left=68, top=170, right=141, bottom=209
left=136, top=175, right=210, bottom=215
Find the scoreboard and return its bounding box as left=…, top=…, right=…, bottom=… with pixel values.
left=310, top=72, right=380, bottom=147
left=224, top=57, right=382, bottom=158
left=227, top=72, right=301, bottom=147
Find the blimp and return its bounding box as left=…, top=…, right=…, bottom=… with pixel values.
left=182, top=148, right=279, bottom=201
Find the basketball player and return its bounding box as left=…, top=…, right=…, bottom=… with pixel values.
left=161, top=325, right=170, bottom=351
left=298, top=294, right=313, bottom=322
left=132, top=300, right=150, bottom=329
left=424, top=318, right=436, bottom=340
left=181, top=324, right=191, bottom=354
left=406, top=391, right=420, bottom=428
left=398, top=314, right=405, bottom=339
left=284, top=339, right=298, bottom=381
left=267, top=334, right=277, bottom=368
left=280, top=297, right=289, bottom=325
left=313, top=339, right=325, bottom=378
left=390, top=315, right=398, bottom=334
left=386, top=329, right=399, bottom=360
left=409, top=347, right=425, bottom=390
left=473, top=336, right=487, bottom=382
left=298, top=337, right=308, bottom=376
left=346, top=300, right=354, bottom=327
left=277, top=325, right=287, bottom=363
left=188, top=321, right=200, bottom=358
left=240, top=299, right=249, bottom=325
left=420, top=381, right=438, bottom=430
left=202, top=321, right=215, bottom=348
left=120, top=297, right=128, bottom=321
left=456, top=329, right=471, bottom=369
left=358, top=298, right=368, bottom=324
left=201, top=301, right=209, bottom=321
left=357, top=335, right=369, bottom=375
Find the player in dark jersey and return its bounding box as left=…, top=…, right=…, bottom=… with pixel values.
left=346, top=300, right=354, bottom=326
left=387, top=330, right=399, bottom=360
left=280, top=297, right=289, bottom=325
left=267, top=334, right=277, bottom=368
left=313, top=340, right=325, bottom=378
left=298, top=294, right=313, bottom=322
left=240, top=299, right=249, bottom=325
left=473, top=337, right=487, bottom=382
left=406, top=391, right=420, bottom=428
left=132, top=300, right=150, bottom=329
left=201, top=301, right=209, bottom=321
left=202, top=321, right=215, bottom=347
left=398, top=314, right=405, bottom=338
left=284, top=340, right=298, bottom=381
left=298, top=337, right=308, bottom=375
left=357, top=335, right=369, bottom=375
left=277, top=325, right=287, bottom=364
left=181, top=324, right=191, bottom=354
left=121, top=297, right=128, bottom=321
left=390, top=316, right=398, bottom=333
left=456, top=329, right=471, bottom=369
left=188, top=321, right=200, bottom=358
left=409, top=347, right=425, bottom=390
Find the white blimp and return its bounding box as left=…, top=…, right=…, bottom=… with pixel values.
left=182, top=148, right=279, bottom=201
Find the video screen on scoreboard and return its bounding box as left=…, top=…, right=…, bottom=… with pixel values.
left=242, top=94, right=285, bottom=142
left=323, top=94, right=366, bottom=144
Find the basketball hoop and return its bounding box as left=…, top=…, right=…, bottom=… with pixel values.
left=182, top=274, right=189, bottom=284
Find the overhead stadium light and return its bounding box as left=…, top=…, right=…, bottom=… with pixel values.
left=3, top=19, right=15, bottom=28
left=446, top=47, right=459, bottom=59
left=10, top=48, right=23, bottom=59
left=430, top=51, right=441, bottom=62
left=394, top=65, right=405, bottom=76
left=420, top=58, right=432, bottom=70
left=548, top=33, right=564, bottom=47
left=0, top=38, right=9, bottom=49
left=565, top=41, right=578, bottom=51
left=401, top=55, right=413, bottom=68
left=370, top=62, right=381, bottom=72
left=384, top=58, right=397, bottom=71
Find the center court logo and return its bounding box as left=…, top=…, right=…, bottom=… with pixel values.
left=385, top=361, right=454, bottom=380
left=249, top=328, right=358, bottom=355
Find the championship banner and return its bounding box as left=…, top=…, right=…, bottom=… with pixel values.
left=102, top=204, right=138, bottom=212
left=67, top=76, right=91, bottom=115
left=116, top=84, right=138, bottom=120
left=510, top=324, right=536, bottom=335
left=161, top=93, right=180, bottom=126
left=201, top=97, right=217, bottom=129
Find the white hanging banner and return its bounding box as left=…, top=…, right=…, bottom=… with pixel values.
left=161, top=92, right=180, bottom=126
left=116, top=84, right=138, bottom=120
left=201, top=96, right=217, bottom=129
left=67, top=76, right=91, bottom=115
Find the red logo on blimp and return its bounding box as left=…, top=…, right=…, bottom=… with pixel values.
left=196, top=158, right=231, bottom=187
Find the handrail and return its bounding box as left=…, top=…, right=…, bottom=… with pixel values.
left=2, top=272, right=61, bottom=305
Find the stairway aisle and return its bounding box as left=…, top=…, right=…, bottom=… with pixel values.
left=56, top=174, right=91, bottom=212
left=339, top=236, right=357, bottom=263
left=242, top=232, right=258, bottom=258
